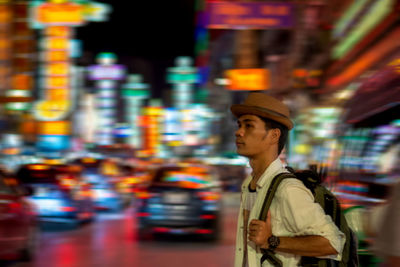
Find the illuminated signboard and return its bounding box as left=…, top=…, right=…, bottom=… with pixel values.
left=33, top=100, right=69, bottom=121
left=47, top=37, right=69, bottom=50
left=88, top=65, right=125, bottom=80
left=39, top=121, right=70, bottom=135
left=225, top=68, right=270, bottom=91
left=36, top=3, right=84, bottom=26
left=46, top=76, right=69, bottom=88
left=47, top=62, right=69, bottom=76
left=12, top=74, right=32, bottom=90
left=37, top=135, right=70, bottom=151
left=207, top=1, right=293, bottom=29
left=45, top=50, right=68, bottom=61
left=45, top=26, right=70, bottom=37
left=332, top=0, right=394, bottom=59
left=46, top=89, right=68, bottom=101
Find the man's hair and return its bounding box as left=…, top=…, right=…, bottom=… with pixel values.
left=258, top=116, right=288, bottom=155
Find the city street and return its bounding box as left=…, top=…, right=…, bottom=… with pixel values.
left=4, top=194, right=240, bottom=267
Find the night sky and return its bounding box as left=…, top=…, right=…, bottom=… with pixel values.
left=76, top=0, right=197, bottom=98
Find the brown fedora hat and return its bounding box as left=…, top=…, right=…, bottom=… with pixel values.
left=230, top=92, right=293, bottom=129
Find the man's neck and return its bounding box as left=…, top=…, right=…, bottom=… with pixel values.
left=249, top=153, right=278, bottom=183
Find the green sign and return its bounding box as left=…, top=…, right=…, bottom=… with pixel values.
left=122, top=89, right=149, bottom=98
left=167, top=72, right=198, bottom=84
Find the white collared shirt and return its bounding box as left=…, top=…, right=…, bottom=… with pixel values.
left=234, top=158, right=346, bottom=267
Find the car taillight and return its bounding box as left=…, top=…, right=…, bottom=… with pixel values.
left=8, top=202, right=22, bottom=213
left=195, top=229, right=213, bottom=234
left=153, top=227, right=169, bottom=233
left=136, top=191, right=151, bottom=199
left=196, top=191, right=220, bottom=201
left=136, top=190, right=159, bottom=199
left=61, top=206, right=77, bottom=212
left=137, top=212, right=150, bottom=217
left=200, top=214, right=216, bottom=219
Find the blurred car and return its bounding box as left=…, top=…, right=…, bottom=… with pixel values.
left=136, top=164, right=222, bottom=241
left=90, top=179, right=124, bottom=211
left=16, top=164, right=95, bottom=226
left=0, top=170, right=38, bottom=261
left=73, top=158, right=125, bottom=212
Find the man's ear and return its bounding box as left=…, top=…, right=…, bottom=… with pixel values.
left=270, top=128, right=281, bottom=143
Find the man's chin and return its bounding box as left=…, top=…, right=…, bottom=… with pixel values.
left=236, top=148, right=249, bottom=157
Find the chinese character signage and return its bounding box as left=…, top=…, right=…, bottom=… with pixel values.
left=207, top=1, right=294, bottom=29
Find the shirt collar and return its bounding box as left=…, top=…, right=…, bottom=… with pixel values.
left=256, top=158, right=286, bottom=188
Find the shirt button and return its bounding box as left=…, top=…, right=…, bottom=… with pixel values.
left=239, top=248, right=242, bottom=251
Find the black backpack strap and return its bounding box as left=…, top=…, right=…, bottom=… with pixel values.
left=259, top=172, right=296, bottom=266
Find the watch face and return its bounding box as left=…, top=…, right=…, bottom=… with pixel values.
left=268, top=235, right=280, bottom=249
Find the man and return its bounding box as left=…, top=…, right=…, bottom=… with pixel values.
left=373, top=181, right=400, bottom=266
left=231, top=92, right=345, bottom=266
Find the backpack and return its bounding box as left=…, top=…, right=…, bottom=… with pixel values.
left=259, top=166, right=359, bottom=267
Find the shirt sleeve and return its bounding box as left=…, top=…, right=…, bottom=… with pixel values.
left=277, top=179, right=346, bottom=260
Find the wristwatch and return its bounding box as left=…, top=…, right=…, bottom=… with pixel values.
left=267, top=235, right=280, bottom=251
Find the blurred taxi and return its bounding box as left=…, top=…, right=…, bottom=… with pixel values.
left=16, top=164, right=95, bottom=226
left=136, top=163, right=222, bottom=241
left=0, top=170, right=38, bottom=261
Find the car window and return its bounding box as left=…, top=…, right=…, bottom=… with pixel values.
left=31, top=184, right=66, bottom=198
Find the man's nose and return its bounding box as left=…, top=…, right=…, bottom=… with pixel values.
left=235, top=127, right=243, bottom=137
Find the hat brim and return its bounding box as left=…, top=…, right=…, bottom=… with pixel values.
left=231, top=104, right=293, bottom=130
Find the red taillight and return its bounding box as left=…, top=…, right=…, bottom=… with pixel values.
left=197, top=191, right=220, bottom=201
left=8, top=202, right=22, bottom=213
left=136, top=190, right=159, bottom=199
left=61, top=206, right=77, bottom=212
left=195, top=229, right=213, bottom=234
left=136, top=191, right=151, bottom=199
left=200, top=214, right=216, bottom=219
left=137, top=212, right=150, bottom=217
left=153, top=227, right=169, bottom=233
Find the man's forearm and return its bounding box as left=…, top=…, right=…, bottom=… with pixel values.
left=261, top=235, right=338, bottom=257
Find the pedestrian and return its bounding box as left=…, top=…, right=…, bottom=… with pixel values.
left=372, top=181, right=400, bottom=266
left=231, top=92, right=346, bottom=266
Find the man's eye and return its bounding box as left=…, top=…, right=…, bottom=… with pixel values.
left=245, top=124, right=252, bottom=128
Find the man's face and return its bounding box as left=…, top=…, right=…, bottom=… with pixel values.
left=235, top=115, right=271, bottom=158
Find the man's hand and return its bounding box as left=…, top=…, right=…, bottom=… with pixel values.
left=248, top=212, right=272, bottom=248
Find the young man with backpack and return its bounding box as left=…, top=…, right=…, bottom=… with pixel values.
left=231, top=92, right=346, bottom=266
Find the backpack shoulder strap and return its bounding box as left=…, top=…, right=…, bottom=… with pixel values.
left=259, top=172, right=296, bottom=267
left=259, top=172, right=296, bottom=221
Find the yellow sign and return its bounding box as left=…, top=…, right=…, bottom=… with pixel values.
left=39, top=121, right=70, bottom=135
left=46, top=76, right=69, bottom=89
left=45, top=26, right=70, bottom=37
left=34, top=100, right=70, bottom=121
left=225, top=69, right=269, bottom=91
left=48, top=62, right=69, bottom=76
left=47, top=37, right=69, bottom=50
left=46, top=51, right=69, bottom=62
left=46, top=88, right=68, bottom=101
left=36, top=3, right=84, bottom=26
